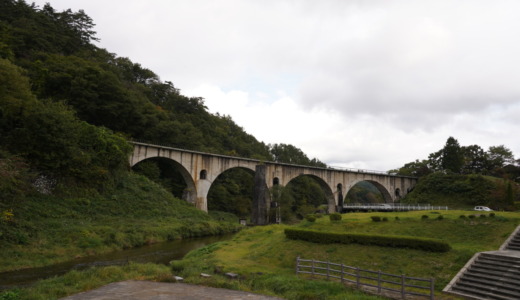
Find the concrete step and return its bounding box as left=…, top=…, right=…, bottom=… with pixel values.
left=463, top=272, right=520, bottom=287
left=453, top=280, right=520, bottom=299
left=480, top=252, right=520, bottom=262
left=506, top=245, right=520, bottom=251
left=468, top=265, right=520, bottom=279
left=451, top=285, right=518, bottom=300
left=476, top=258, right=520, bottom=269
left=457, top=274, right=520, bottom=293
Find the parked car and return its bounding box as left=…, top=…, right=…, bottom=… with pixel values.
left=474, top=206, right=493, bottom=211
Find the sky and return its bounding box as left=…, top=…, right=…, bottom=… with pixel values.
left=33, top=0, right=520, bottom=171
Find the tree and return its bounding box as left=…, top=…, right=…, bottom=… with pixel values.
left=269, top=143, right=326, bottom=167
left=427, top=149, right=443, bottom=172
left=440, top=137, right=464, bottom=173
left=487, top=145, right=515, bottom=170
left=461, top=145, right=487, bottom=174
left=389, top=159, right=431, bottom=177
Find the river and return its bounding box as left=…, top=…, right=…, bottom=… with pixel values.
left=0, top=234, right=233, bottom=290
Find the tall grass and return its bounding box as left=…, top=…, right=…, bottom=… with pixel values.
left=0, top=173, right=241, bottom=272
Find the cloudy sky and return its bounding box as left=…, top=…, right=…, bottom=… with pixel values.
left=34, top=0, right=520, bottom=171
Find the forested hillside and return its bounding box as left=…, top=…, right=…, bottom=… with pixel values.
left=391, top=137, right=520, bottom=210
left=0, top=0, right=327, bottom=226
left=0, top=0, right=273, bottom=163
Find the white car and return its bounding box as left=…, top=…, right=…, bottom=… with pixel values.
left=474, top=206, right=493, bottom=211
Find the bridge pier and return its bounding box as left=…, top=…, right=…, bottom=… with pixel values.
left=252, top=165, right=270, bottom=225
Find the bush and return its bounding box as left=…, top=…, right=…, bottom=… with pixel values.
left=459, top=215, right=466, bottom=219
left=479, top=214, right=486, bottom=218
left=468, top=215, right=476, bottom=219
left=284, top=228, right=451, bottom=252
left=329, top=213, right=342, bottom=222
left=437, top=215, right=444, bottom=220
left=382, top=217, right=388, bottom=222
left=421, top=215, right=429, bottom=220
left=371, top=216, right=381, bottom=222
left=305, top=214, right=316, bottom=222
left=394, top=216, right=400, bottom=221
left=489, top=213, right=495, bottom=217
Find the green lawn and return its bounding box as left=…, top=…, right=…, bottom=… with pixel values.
left=172, top=210, right=520, bottom=299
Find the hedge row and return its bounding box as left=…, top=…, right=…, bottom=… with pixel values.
left=284, top=228, right=451, bottom=252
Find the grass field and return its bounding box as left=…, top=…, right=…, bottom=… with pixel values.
left=171, top=210, right=520, bottom=299
left=3, top=210, right=519, bottom=299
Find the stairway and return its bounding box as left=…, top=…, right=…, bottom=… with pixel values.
left=444, top=225, right=520, bottom=300
left=500, top=225, right=520, bottom=251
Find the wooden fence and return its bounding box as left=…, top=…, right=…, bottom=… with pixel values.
left=296, top=257, right=434, bottom=299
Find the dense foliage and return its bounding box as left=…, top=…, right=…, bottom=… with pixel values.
left=390, top=137, right=519, bottom=182
left=0, top=0, right=275, bottom=161
left=402, top=173, right=519, bottom=210
left=0, top=1, right=329, bottom=219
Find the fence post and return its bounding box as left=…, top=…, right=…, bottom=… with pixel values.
left=327, top=261, right=330, bottom=280
left=430, top=278, right=435, bottom=300
left=356, top=267, right=360, bottom=288
left=312, top=259, right=315, bottom=277
left=401, top=274, right=405, bottom=299
left=378, top=270, right=381, bottom=294
left=295, top=256, right=299, bottom=275
left=341, top=263, right=344, bottom=283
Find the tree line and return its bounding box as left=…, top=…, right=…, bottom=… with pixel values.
left=389, top=137, right=519, bottom=182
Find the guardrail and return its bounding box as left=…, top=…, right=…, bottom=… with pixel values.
left=343, top=204, right=448, bottom=212
left=296, top=257, right=434, bottom=299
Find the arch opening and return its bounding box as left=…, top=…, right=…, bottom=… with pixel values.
left=345, top=180, right=392, bottom=205
left=207, top=167, right=255, bottom=220
left=273, top=174, right=334, bottom=223
left=132, top=157, right=196, bottom=204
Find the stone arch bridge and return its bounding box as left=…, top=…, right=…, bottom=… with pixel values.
left=130, top=141, right=418, bottom=225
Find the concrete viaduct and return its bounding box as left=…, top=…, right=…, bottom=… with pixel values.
left=129, top=141, right=418, bottom=225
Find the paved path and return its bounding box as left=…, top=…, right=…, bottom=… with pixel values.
left=61, top=280, right=283, bottom=300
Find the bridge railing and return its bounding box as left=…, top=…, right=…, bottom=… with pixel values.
left=129, top=140, right=415, bottom=178
left=343, top=203, right=449, bottom=211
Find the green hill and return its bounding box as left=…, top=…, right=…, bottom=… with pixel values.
left=402, top=173, right=518, bottom=210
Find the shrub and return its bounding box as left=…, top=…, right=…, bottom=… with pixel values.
left=468, top=215, right=476, bottom=219
left=489, top=213, right=495, bottom=217
left=284, top=228, right=451, bottom=252
left=479, top=214, right=486, bottom=218
left=329, top=213, right=342, bottom=222
left=305, top=214, right=316, bottom=222
left=421, top=215, right=429, bottom=220
left=382, top=217, right=388, bottom=222
left=394, top=216, right=400, bottom=221
left=437, top=215, right=444, bottom=220
left=459, top=215, right=466, bottom=219
left=371, top=216, right=381, bottom=222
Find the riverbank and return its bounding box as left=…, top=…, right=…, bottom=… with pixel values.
left=0, top=173, right=242, bottom=272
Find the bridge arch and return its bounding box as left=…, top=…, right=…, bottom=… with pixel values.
left=206, top=167, right=255, bottom=218
left=131, top=157, right=197, bottom=205
left=345, top=179, right=393, bottom=203
left=282, top=174, right=336, bottom=217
